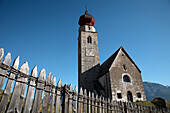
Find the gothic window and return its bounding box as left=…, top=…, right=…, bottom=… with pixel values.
left=123, top=75, right=131, bottom=82
left=123, top=64, right=127, bottom=71
left=88, top=26, right=91, bottom=30
left=137, top=92, right=141, bottom=98
left=87, top=36, right=92, bottom=43
left=117, top=93, right=122, bottom=99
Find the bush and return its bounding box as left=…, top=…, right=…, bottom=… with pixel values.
left=152, top=97, right=167, bottom=108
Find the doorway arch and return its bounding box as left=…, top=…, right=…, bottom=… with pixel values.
left=127, top=91, right=133, bottom=102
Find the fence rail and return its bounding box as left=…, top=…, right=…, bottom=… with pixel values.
left=0, top=48, right=169, bottom=113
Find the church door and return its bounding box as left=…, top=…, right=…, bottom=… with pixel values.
left=127, top=91, right=133, bottom=102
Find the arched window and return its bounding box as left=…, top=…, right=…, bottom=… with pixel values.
left=123, top=75, right=131, bottom=82
left=87, top=36, right=92, bottom=43
left=127, top=91, right=133, bottom=102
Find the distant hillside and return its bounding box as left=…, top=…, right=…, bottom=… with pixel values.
left=143, top=82, right=170, bottom=101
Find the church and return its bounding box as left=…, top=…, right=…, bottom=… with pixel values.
left=78, top=9, right=146, bottom=102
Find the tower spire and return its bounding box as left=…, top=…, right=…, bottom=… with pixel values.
left=85, top=6, right=88, bottom=14
left=78, top=6, right=99, bottom=92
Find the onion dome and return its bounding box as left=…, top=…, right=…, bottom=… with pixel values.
left=78, top=8, right=95, bottom=26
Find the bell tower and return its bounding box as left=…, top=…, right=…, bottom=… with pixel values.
left=78, top=8, right=100, bottom=91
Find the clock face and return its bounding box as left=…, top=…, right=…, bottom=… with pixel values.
left=86, top=48, right=95, bottom=56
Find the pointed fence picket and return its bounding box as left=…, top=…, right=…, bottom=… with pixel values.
left=98, top=96, right=102, bottom=113
left=95, top=96, right=98, bottom=113
left=18, top=62, right=29, bottom=112
left=78, top=87, right=83, bottom=113
left=0, top=56, right=19, bottom=112
left=55, top=79, right=62, bottom=113
left=68, top=84, right=73, bottom=113
left=42, top=73, right=52, bottom=113
left=0, top=48, right=170, bottom=113
left=32, top=69, right=46, bottom=113
left=102, top=97, right=105, bottom=113
left=110, top=100, right=113, bottom=113
left=0, top=53, right=11, bottom=92
left=91, top=92, right=94, bottom=113
left=83, top=89, right=87, bottom=113
left=73, top=86, right=78, bottom=113
left=50, top=76, right=56, bottom=113
left=88, top=91, right=91, bottom=113
left=62, top=84, right=69, bottom=113
left=107, top=98, right=111, bottom=113
left=23, top=65, right=37, bottom=113
left=7, top=62, right=29, bottom=113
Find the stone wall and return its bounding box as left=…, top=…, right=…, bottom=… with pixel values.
left=109, top=49, right=146, bottom=102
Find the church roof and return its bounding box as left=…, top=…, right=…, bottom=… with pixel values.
left=98, top=46, right=141, bottom=78
left=99, top=47, right=120, bottom=76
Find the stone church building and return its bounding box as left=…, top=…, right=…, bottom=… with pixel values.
left=78, top=9, right=146, bottom=102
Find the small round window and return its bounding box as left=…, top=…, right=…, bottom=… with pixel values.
left=123, top=75, right=131, bottom=82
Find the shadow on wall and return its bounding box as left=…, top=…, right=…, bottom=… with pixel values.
left=79, top=64, right=100, bottom=93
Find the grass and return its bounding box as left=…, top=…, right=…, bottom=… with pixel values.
left=133, top=101, right=170, bottom=109
left=133, top=101, right=157, bottom=107
left=0, top=90, right=4, bottom=101
left=166, top=101, right=170, bottom=109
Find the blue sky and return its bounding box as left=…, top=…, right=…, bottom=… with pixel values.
left=0, top=0, right=170, bottom=87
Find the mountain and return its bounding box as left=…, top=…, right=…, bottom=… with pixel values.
left=143, top=82, right=170, bottom=101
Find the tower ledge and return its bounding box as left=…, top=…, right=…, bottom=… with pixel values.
left=79, top=25, right=96, bottom=32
